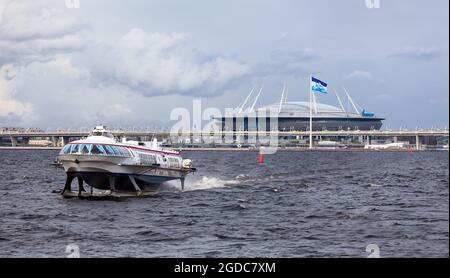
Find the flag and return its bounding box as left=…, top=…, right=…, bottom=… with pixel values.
left=311, top=77, right=328, bottom=94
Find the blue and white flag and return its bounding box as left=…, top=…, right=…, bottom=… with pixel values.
left=311, top=77, right=328, bottom=94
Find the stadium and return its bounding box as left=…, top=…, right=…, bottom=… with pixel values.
left=217, top=87, right=385, bottom=132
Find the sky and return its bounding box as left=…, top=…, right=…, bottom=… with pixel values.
left=0, top=0, right=448, bottom=130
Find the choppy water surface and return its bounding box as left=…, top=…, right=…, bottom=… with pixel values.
left=0, top=150, right=448, bottom=257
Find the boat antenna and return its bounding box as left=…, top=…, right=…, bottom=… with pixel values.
left=343, top=87, right=360, bottom=114
left=249, top=86, right=263, bottom=113
left=238, top=87, right=255, bottom=114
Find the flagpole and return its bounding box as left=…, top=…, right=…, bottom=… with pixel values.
left=309, top=74, right=313, bottom=149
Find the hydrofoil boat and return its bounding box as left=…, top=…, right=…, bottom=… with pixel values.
left=56, top=126, right=196, bottom=197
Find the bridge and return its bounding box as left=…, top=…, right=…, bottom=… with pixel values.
left=0, top=129, right=448, bottom=149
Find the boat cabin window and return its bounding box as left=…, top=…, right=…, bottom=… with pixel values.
left=138, top=153, right=157, bottom=165
left=60, top=144, right=71, bottom=154
left=104, top=145, right=115, bottom=155
left=80, top=144, right=90, bottom=154
left=70, top=144, right=79, bottom=154
left=91, top=145, right=103, bottom=155
left=167, top=157, right=181, bottom=168
left=60, top=143, right=131, bottom=157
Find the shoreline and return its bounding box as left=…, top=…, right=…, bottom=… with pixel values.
left=0, top=146, right=447, bottom=152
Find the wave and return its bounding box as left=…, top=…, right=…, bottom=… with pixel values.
left=164, top=176, right=239, bottom=192
left=164, top=171, right=283, bottom=192
left=185, top=176, right=239, bottom=191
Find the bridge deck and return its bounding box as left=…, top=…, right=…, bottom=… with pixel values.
left=0, top=130, right=448, bottom=137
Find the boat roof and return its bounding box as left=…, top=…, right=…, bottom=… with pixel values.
left=68, top=139, right=181, bottom=156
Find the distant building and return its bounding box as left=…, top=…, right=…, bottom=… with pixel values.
left=217, top=87, right=384, bottom=131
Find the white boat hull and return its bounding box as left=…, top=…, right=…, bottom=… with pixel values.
left=55, top=125, right=195, bottom=195
left=59, top=154, right=192, bottom=191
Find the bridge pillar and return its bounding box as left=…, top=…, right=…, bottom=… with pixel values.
left=416, top=135, right=421, bottom=150
left=59, top=137, right=65, bottom=147
left=10, top=137, right=17, bottom=147
left=51, top=136, right=57, bottom=147
left=22, top=137, right=30, bottom=146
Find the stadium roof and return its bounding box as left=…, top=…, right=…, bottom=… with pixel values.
left=253, top=101, right=360, bottom=118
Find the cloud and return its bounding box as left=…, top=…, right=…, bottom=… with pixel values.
left=271, top=48, right=319, bottom=62
left=97, top=104, right=134, bottom=122
left=388, top=47, right=442, bottom=61
left=0, top=1, right=447, bottom=130
left=375, top=93, right=390, bottom=100
left=346, top=70, right=373, bottom=79
left=95, top=28, right=249, bottom=97
left=0, top=2, right=250, bottom=127
left=0, top=58, right=135, bottom=128
left=277, top=33, right=288, bottom=41
left=427, top=98, right=449, bottom=105
left=0, top=64, right=34, bottom=124
left=256, top=48, right=320, bottom=76
left=0, top=0, right=89, bottom=64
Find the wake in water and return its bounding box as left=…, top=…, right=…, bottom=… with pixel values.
left=163, top=176, right=239, bottom=192
left=182, top=176, right=239, bottom=191
left=177, top=172, right=280, bottom=191
left=161, top=172, right=289, bottom=192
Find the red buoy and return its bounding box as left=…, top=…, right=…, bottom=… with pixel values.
left=259, top=152, right=264, bottom=164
